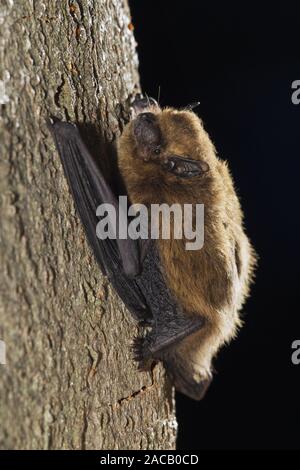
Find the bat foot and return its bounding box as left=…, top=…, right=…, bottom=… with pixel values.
left=138, top=317, right=155, bottom=328
left=131, top=336, right=153, bottom=371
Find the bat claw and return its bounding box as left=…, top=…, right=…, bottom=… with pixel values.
left=131, top=336, right=153, bottom=371
left=138, top=317, right=155, bottom=328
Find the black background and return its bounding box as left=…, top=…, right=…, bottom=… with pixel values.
left=130, top=1, right=300, bottom=450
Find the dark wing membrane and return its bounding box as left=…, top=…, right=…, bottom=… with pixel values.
left=48, top=119, right=150, bottom=319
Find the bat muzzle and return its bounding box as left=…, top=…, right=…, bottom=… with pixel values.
left=133, top=112, right=162, bottom=161
left=132, top=94, right=159, bottom=115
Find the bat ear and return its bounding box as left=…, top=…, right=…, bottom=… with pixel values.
left=162, top=155, right=209, bottom=178
left=198, top=160, right=210, bottom=173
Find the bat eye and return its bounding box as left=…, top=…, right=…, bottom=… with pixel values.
left=154, top=147, right=161, bottom=155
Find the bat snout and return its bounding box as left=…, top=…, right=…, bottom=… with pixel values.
left=135, top=112, right=157, bottom=125
left=132, top=95, right=159, bottom=115
left=133, top=112, right=163, bottom=161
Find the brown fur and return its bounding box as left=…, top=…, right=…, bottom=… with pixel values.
left=117, top=106, right=257, bottom=383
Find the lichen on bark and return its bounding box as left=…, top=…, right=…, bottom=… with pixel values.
left=0, top=0, right=176, bottom=450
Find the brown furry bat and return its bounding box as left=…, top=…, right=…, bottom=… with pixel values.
left=49, top=95, right=256, bottom=400
left=117, top=97, right=256, bottom=398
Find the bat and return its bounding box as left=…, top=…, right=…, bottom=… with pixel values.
left=48, top=95, right=256, bottom=400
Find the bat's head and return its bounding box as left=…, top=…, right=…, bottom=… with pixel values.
left=119, top=95, right=217, bottom=180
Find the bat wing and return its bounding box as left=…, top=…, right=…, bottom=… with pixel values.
left=48, top=119, right=151, bottom=321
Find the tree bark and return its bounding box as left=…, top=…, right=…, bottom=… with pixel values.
left=0, top=0, right=176, bottom=450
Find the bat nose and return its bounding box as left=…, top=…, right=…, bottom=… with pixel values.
left=132, top=95, right=158, bottom=114
left=133, top=112, right=160, bottom=143
left=133, top=112, right=162, bottom=161
left=137, top=112, right=156, bottom=123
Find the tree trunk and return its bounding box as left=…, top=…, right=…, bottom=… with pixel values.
left=0, top=0, right=176, bottom=450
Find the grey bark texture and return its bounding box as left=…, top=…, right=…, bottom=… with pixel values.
left=0, top=0, right=177, bottom=450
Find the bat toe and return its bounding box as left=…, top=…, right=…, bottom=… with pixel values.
left=131, top=336, right=153, bottom=371
left=138, top=317, right=155, bottom=328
